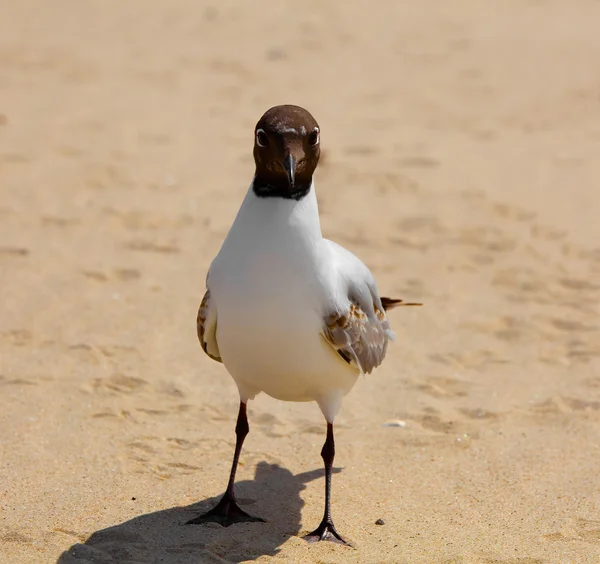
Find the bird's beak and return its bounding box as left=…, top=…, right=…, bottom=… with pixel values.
left=283, top=153, right=296, bottom=191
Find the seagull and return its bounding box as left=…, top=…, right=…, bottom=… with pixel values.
left=187, top=105, right=421, bottom=545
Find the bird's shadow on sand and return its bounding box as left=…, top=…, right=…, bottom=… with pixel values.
left=57, top=462, right=339, bottom=564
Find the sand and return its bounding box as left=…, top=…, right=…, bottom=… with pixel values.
left=1, top=1, right=600, bottom=562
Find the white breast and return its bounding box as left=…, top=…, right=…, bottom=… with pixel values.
left=208, top=182, right=359, bottom=414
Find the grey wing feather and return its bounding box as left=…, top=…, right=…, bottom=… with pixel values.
left=320, top=239, right=395, bottom=374
left=197, top=288, right=221, bottom=363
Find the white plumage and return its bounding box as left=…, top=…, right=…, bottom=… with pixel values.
left=189, top=105, right=419, bottom=544
left=200, top=180, right=393, bottom=423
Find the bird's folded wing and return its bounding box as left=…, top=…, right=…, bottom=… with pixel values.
left=197, top=289, right=221, bottom=363
left=322, top=302, right=392, bottom=375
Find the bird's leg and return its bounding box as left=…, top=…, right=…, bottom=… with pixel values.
left=303, top=422, right=350, bottom=545
left=186, top=401, right=265, bottom=526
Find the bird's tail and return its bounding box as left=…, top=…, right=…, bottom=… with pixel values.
left=381, top=297, right=423, bottom=311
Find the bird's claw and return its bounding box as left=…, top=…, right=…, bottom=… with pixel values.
left=303, top=519, right=351, bottom=546
left=186, top=495, right=265, bottom=527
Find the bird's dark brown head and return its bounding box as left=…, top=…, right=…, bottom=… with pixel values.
left=252, top=105, right=320, bottom=201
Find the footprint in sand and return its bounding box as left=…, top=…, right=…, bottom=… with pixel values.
left=123, top=240, right=180, bottom=254
left=543, top=517, right=600, bottom=545
left=81, top=268, right=142, bottom=282
left=410, top=375, right=471, bottom=398
left=90, top=373, right=148, bottom=396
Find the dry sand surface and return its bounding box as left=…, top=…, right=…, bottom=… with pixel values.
left=2, top=1, right=600, bottom=562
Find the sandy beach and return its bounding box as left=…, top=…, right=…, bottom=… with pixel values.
left=1, top=1, right=600, bottom=562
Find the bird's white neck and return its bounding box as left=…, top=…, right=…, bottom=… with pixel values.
left=228, top=178, right=323, bottom=246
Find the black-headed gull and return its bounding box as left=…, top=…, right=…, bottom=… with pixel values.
left=187, top=105, right=421, bottom=545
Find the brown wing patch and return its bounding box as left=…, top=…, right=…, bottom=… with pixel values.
left=325, top=303, right=367, bottom=330
left=323, top=303, right=390, bottom=375
left=197, top=289, right=222, bottom=363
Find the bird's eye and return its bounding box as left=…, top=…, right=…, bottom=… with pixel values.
left=256, top=129, right=269, bottom=148
left=308, top=128, right=320, bottom=146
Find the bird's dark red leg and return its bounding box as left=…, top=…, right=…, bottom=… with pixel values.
left=186, top=401, right=265, bottom=526
left=303, top=422, right=350, bottom=545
